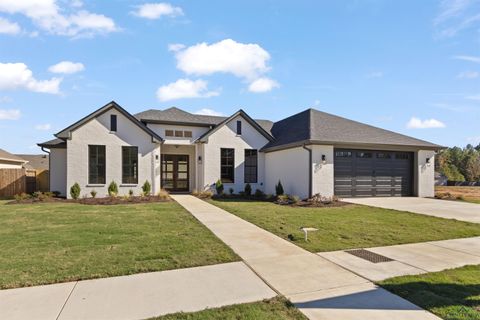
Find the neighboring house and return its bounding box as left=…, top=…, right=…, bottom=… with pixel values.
left=0, top=149, right=28, bottom=169
left=38, top=101, right=441, bottom=199
left=16, top=154, right=50, bottom=192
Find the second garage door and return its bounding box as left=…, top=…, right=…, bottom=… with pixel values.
left=334, top=149, right=413, bottom=197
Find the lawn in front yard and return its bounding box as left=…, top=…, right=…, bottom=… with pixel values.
left=436, top=186, right=480, bottom=204
left=151, top=297, right=307, bottom=320
left=380, top=265, right=480, bottom=320
left=209, top=199, right=480, bottom=252
left=0, top=201, right=238, bottom=289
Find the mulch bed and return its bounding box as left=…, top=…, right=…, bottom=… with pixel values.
left=7, top=196, right=171, bottom=205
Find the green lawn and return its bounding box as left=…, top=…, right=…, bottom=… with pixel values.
left=380, top=265, right=480, bottom=320
left=209, top=199, right=480, bottom=252
left=0, top=201, right=238, bottom=289
left=151, top=297, right=307, bottom=320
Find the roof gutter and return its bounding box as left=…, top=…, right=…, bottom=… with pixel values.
left=302, top=144, right=313, bottom=199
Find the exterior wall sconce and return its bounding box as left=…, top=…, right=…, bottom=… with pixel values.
left=321, top=154, right=326, bottom=163
left=426, top=157, right=431, bottom=164
left=198, top=155, right=202, bottom=164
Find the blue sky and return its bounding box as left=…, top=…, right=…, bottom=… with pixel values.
left=0, top=0, right=479, bottom=153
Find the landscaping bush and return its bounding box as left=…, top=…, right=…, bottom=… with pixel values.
left=142, top=180, right=151, bottom=196
left=128, top=189, right=134, bottom=197
left=229, top=187, right=234, bottom=195
left=70, top=183, right=81, bottom=200
left=194, top=190, right=214, bottom=199
left=14, top=193, right=31, bottom=202
left=275, top=194, right=300, bottom=205
left=244, top=183, right=252, bottom=196
left=108, top=181, right=118, bottom=197
left=215, top=179, right=224, bottom=195
left=275, top=180, right=284, bottom=196
left=158, top=189, right=170, bottom=200
left=90, top=190, right=97, bottom=198
left=254, top=189, right=265, bottom=199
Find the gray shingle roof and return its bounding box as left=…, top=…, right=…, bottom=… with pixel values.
left=262, top=109, right=441, bottom=151
left=16, top=154, right=49, bottom=170
left=37, top=138, right=66, bottom=148
left=135, top=107, right=275, bottom=134
left=0, top=148, right=27, bottom=163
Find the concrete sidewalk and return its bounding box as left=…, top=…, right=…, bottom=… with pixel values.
left=319, top=236, right=480, bottom=281
left=0, top=262, right=276, bottom=320
left=344, top=197, right=480, bottom=223
left=172, top=195, right=440, bottom=320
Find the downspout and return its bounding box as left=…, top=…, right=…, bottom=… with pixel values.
left=41, top=147, right=51, bottom=192
left=302, top=144, right=313, bottom=199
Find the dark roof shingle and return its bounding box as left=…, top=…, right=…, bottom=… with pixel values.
left=262, top=109, right=441, bottom=151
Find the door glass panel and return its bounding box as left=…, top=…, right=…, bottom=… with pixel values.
left=178, top=172, right=188, bottom=179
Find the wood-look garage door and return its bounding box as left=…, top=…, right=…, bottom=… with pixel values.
left=334, top=149, right=413, bottom=197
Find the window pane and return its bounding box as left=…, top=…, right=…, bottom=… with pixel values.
left=175, top=130, right=183, bottom=137
left=122, top=146, right=138, bottom=184
left=110, top=115, right=117, bottom=132
left=165, top=130, right=174, bottom=137
left=236, top=121, right=242, bottom=135
left=89, top=145, right=106, bottom=184
left=335, top=151, right=352, bottom=158
left=221, top=148, right=235, bottom=183
left=357, top=152, right=372, bottom=158
left=184, top=131, right=192, bottom=138
left=244, top=149, right=257, bottom=183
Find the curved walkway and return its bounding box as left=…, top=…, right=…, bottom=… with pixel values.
left=172, top=195, right=440, bottom=320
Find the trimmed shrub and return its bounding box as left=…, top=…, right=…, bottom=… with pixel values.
left=254, top=189, right=265, bottom=199
left=229, top=187, right=234, bottom=195
left=142, top=180, right=151, bottom=196
left=215, top=179, right=224, bottom=195
left=244, top=183, right=252, bottom=196
left=275, top=180, right=284, bottom=196
left=128, top=189, right=134, bottom=197
left=108, top=181, right=119, bottom=197
left=70, top=183, right=81, bottom=200
left=90, top=190, right=97, bottom=198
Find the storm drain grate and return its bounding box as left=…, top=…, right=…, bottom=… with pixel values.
left=345, top=249, right=393, bottom=263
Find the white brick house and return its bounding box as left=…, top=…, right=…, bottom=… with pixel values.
left=39, top=101, right=441, bottom=199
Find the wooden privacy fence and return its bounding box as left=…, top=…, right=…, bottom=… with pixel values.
left=0, top=169, right=44, bottom=198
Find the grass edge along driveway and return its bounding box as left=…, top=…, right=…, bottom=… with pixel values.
left=0, top=201, right=238, bottom=289
left=151, top=297, right=308, bottom=320
left=380, top=264, right=480, bottom=320
left=209, top=199, right=480, bottom=252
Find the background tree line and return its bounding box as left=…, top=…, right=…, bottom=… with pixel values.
left=435, top=144, right=480, bottom=182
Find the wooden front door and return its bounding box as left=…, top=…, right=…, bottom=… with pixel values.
left=161, top=154, right=189, bottom=192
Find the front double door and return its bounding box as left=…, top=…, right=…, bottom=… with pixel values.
left=161, top=154, right=189, bottom=192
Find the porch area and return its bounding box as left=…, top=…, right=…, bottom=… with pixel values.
left=160, top=144, right=199, bottom=193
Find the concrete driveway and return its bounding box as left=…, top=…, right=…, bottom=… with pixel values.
left=344, top=197, right=480, bottom=223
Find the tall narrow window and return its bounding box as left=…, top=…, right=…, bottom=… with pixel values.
left=122, top=146, right=138, bottom=184
left=220, top=148, right=235, bottom=183
left=89, top=145, right=106, bottom=184
left=244, top=149, right=257, bottom=183
left=110, top=114, right=117, bottom=132
left=236, top=121, right=242, bottom=135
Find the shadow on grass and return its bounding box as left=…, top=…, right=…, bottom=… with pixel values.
left=380, top=281, right=480, bottom=315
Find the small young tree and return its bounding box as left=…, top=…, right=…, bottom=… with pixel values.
left=215, top=179, right=224, bottom=195
left=244, top=183, right=252, bottom=196
left=108, top=181, right=118, bottom=197
left=275, top=180, right=284, bottom=196
left=142, top=180, right=151, bottom=196
left=70, top=183, right=81, bottom=200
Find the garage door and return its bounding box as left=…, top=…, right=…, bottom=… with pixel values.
left=334, top=149, right=413, bottom=197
